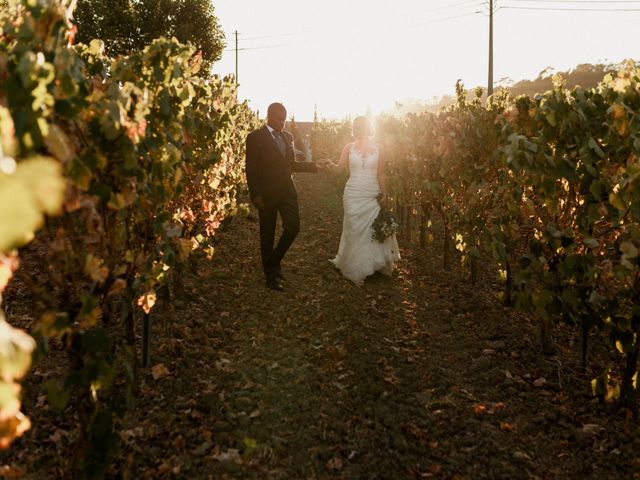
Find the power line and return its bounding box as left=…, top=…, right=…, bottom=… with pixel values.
left=508, top=0, right=640, bottom=3
left=239, top=30, right=312, bottom=42
left=226, top=6, right=487, bottom=51
left=228, top=1, right=489, bottom=45
left=222, top=0, right=635, bottom=102
left=411, top=0, right=489, bottom=13
left=223, top=2, right=637, bottom=94
left=407, top=1, right=488, bottom=22
left=224, top=1, right=639, bottom=55
left=501, top=4, right=640, bottom=10
left=409, top=10, right=484, bottom=27
left=225, top=0, right=638, bottom=49
left=224, top=43, right=296, bottom=53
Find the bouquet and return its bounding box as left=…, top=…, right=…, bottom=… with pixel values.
left=372, top=196, right=399, bottom=243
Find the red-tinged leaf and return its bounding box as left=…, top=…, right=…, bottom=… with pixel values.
left=0, top=412, right=31, bottom=449
left=0, top=254, right=19, bottom=293
left=473, top=404, right=487, bottom=416
left=500, top=422, right=515, bottom=431
left=137, top=291, right=157, bottom=314
left=151, top=363, right=170, bottom=380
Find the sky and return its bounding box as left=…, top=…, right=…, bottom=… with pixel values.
left=211, top=0, right=640, bottom=121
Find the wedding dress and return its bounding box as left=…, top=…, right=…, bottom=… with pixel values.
left=330, top=144, right=400, bottom=284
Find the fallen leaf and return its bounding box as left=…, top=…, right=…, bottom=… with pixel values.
left=212, top=448, right=242, bottom=464
left=173, top=435, right=184, bottom=450
left=243, top=437, right=257, bottom=454
left=122, top=427, right=144, bottom=441
left=513, top=451, right=532, bottom=461
left=151, top=363, right=170, bottom=380
left=533, top=377, right=547, bottom=388
left=326, top=457, right=343, bottom=470
left=581, top=423, right=604, bottom=437
left=193, top=441, right=212, bottom=456
left=49, top=430, right=64, bottom=444
left=500, top=422, right=515, bottom=431
left=0, top=465, right=27, bottom=478
left=473, top=404, right=487, bottom=416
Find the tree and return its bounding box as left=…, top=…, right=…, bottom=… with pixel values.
left=74, top=0, right=225, bottom=73
left=74, top=0, right=138, bottom=54
left=504, top=63, right=623, bottom=98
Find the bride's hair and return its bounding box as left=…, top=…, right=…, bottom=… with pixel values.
left=352, top=116, right=374, bottom=139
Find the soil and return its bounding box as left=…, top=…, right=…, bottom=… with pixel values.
left=3, top=173, right=640, bottom=479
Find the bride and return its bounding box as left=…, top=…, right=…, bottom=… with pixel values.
left=320, top=116, right=400, bottom=285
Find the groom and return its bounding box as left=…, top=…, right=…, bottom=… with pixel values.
left=245, top=103, right=318, bottom=291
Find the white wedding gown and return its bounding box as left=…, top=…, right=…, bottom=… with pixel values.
left=330, top=144, right=400, bottom=284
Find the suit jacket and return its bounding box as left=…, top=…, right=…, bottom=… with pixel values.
left=245, top=125, right=317, bottom=205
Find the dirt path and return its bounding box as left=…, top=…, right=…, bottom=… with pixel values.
left=6, top=173, right=639, bottom=479
left=120, top=173, right=637, bottom=480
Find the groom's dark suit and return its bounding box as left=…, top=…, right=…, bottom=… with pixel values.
left=245, top=125, right=317, bottom=283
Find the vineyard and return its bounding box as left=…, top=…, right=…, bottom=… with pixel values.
left=1, top=0, right=257, bottom=475
left=379, top=70, right=640, bottom=406
left=1, top=0, right=640, bottom=478
left=309, top=70, right=640, bottom=410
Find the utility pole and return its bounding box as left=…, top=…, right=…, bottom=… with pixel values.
left=235, top=30, right=239, bottom=85
left=488, top=0, right=494, bottom=97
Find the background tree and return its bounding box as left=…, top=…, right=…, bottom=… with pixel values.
left=505, top=63, right=619, bottom=98
left=74, top=0, right=225, bottom=73
left=73, top=0, right=138, bottom=53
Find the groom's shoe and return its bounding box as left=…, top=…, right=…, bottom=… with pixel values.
left=266, top=276, right=284, bottom=291
left=275, top=264, right=284, bottom=281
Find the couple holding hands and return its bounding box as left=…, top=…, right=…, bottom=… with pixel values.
left=245, top=102, right=400, bottom=291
